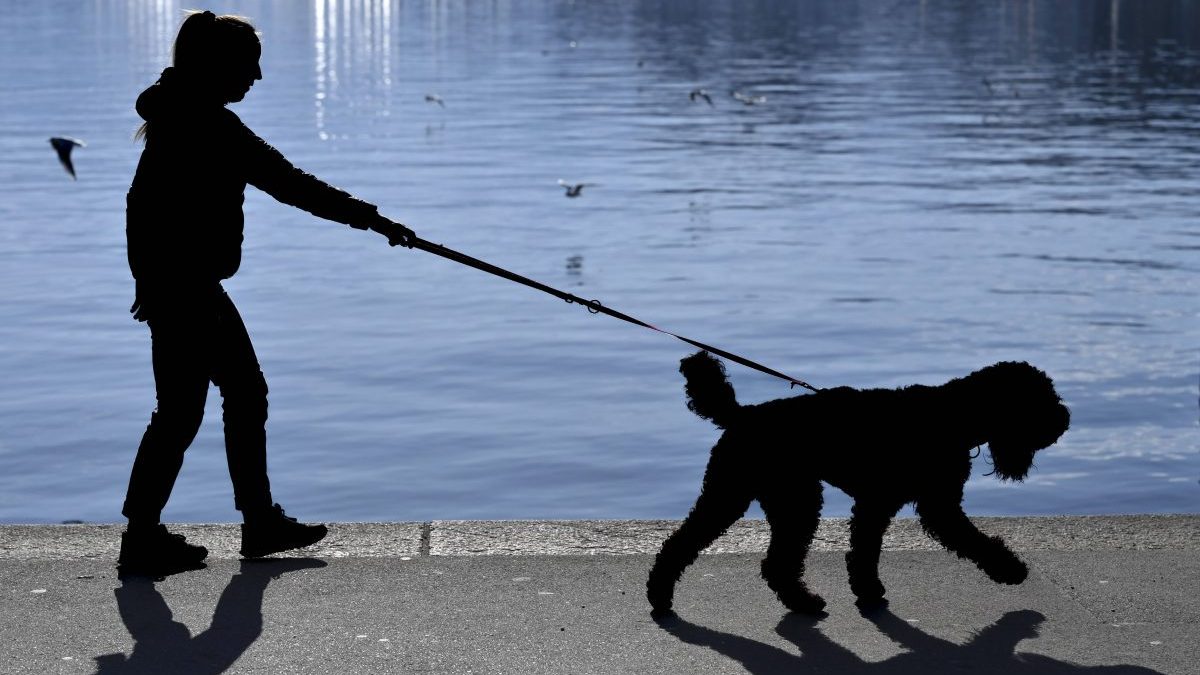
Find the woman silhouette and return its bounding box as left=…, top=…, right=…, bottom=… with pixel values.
left=119, top=11, right=412, bottom=575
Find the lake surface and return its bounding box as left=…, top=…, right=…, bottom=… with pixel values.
left=0, top=0, right=1196, bottom=523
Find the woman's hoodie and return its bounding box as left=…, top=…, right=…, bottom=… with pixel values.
left=127, top=67, right=378, bottom=318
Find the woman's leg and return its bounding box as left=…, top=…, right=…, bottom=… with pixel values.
left=119, top=297, right=216, bottom=574
left=122, top=311, right=212, bottom=526
left=208, top=290, right=273, bottom=516
left=211, top=289, right=326, bottom=557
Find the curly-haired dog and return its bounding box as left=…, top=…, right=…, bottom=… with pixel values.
left=647, top=351, right=1070, bottom=617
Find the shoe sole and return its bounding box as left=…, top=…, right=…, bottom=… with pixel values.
left=239, top=525, right=328, bottom=559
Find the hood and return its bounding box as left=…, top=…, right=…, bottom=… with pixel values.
left=136, top=67, right=221, bottom=123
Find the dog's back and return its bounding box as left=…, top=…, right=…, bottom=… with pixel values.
left=680, top=351, right=953, bottom=456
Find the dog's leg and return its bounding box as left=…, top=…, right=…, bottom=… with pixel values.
left=759, top=482, right=826, bottom=615
left=846, top=502, right=897, bottom=611
left=647, top=449, right=752, bottom=618
left=915, top=500, right=1028, bottom=585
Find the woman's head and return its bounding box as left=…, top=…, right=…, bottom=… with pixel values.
left=172, top=10, right=261, bottom=103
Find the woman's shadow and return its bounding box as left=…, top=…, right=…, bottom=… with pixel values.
left=657, top=608, right=1164, bottom=675
left=93, top=559, right=325, bottom=675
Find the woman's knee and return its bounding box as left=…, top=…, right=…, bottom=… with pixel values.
left=148, top=404, right=205, bottom=441
left=220, top=371, right=269, bottom=418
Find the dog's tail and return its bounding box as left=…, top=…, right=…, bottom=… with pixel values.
left=679, top=350, right=741, bottom=428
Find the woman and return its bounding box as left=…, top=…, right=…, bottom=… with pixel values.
left=119, top=11, right=413, bottom=575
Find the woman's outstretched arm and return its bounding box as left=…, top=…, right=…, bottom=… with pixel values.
left=237, top=118, right=389, bottom=231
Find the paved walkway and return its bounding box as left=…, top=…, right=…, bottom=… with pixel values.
left=1, top=515, right=1196, bottom=674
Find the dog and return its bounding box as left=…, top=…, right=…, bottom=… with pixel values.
left=647, top=351, right=1070, bottom=617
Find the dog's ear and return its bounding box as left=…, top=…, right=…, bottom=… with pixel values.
left=971, top=361, right=1070, bottom=481
left=985, top=443, right=1037, bottom=482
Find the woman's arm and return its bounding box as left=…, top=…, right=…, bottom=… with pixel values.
left=236, top=118, right=415, bottom=246
left=237, top=117, right=379, bottom=227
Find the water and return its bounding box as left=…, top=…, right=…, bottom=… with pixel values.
left=0, top=0, right=1196, bottom=524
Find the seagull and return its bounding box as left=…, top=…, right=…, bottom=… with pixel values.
left=731, top=90, right=767, bottom=105
left=424, top=93, right=445, bottom=107
left=557, top=179, right=592, bottom=198
left=689, top=89, right=714, bottom=106
left=49, top=136, right=86, bottom=179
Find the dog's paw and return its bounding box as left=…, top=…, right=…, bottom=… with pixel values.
left=984, top=558, right=1029, bottom=585
left=650, top=607, right=678, bottom=624
left=855, top=594, right=889, bottom=614
left=646, top=583, right=673, bottom=608
left=780, top=590, right=827, bottom=616
left=849, top=577, right=887, bottom=601
left=646, top=581, right=675, bottom=618
left=849, top=575, right=888, bottom=612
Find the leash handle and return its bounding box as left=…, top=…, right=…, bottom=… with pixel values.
left=408, top=236, right=820, bottom=392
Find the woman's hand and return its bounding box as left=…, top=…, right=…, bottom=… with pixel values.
left=368, top=215, right=416, bottom=248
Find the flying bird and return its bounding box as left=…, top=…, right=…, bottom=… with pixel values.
left=49, top=136, right=86, bottom=179
left=424, top=93, right=445, bottom=107
left=731, top=90, right=767, bottom=106
left=557, top=179, right=593, bottom=198
left=689, top=89, right=714, bottom=106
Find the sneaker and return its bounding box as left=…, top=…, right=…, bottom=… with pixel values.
left=239, top=503, right=327, bottom=558
left=117, top=525, right=208, bottom=577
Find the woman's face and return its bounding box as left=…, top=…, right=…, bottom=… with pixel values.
left=220, top=40, right=262, bottom=103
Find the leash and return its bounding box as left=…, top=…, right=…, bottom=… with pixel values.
left=404, top=235, right=820, bottom=392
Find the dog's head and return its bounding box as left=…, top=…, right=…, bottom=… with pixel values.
left=958, top=361, right=1071, bottom=482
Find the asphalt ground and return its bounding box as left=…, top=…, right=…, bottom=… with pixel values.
left=1, top=515, right=1196, bottom=674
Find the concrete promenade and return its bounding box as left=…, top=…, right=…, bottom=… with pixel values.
left=1, top=515, right=1197, bottom=674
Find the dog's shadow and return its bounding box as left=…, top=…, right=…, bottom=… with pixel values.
left=657, top=608, right=1163, bottom=675
left=93, top=558, right=325, bottom=675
